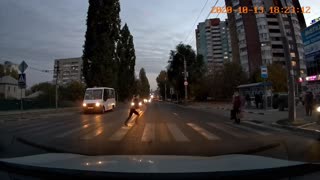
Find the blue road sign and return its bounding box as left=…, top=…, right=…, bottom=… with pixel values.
left=261, top=66, right=268, bottom=79
left=18, top=73, right=26, bottom=88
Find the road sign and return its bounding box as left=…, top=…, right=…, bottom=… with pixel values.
left=18, top=73, right=26, bottom=88
left=261, top=66, right=268, bottom=79
left=184, top=81, right=188, bottom=86
left=18, top=61, right=28, bottom=73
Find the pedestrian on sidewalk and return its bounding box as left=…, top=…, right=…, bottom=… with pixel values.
left=245, top=94, right=251, bottom=107
left=305, top=91, right=314, bottom=116
left=255, top=93, right=259, bottom=109
left=231, top=91, right=242, bottom=123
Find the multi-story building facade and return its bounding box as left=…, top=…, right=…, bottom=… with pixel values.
left=53, top=57, right=84, bottom=85
left=225, top=0, right=306, bottom=78
left=196, top=18, right=232, bottom=73
left=301, top=20, right=320, bottom=94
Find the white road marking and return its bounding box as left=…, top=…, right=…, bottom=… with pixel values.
left=166, top=123, right=189, bottom=142
left=243, top=121, right=288, bottom=132
left=109, top=126, right=132, bottom=141
left=16, top=121, right=67, bottom=134
left=80, top=127, right=103, bottom=140
left=298, top=122, right=317, bottom=128
left=187, top=123, right=220, bottom=140
left=229, top=123, right=271, bottom=136
left=55, top=124, right=90, bottom=138
left=207, top=123, right=248, bottom=138
left=141, top=123, right=155, bottom=142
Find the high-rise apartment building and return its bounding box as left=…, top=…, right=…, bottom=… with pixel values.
left=196, top=18, right=232, bottom=73
left=53, top=57, right=85, bottom=85
left=225, top=0, right=306, bottom=77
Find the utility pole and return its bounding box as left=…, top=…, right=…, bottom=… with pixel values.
left=55, top=61, right=60, bottom=109
left=184, top=56, right=188, bottom=102
left=279, top=14, right=296, bottom=122
left=175, top=52, right=188, bottom=102
left=164, top=77, right=167, bottom=101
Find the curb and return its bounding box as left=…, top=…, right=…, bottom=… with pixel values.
left=271, top=121, right=320, bottom=138
left=16, top=137, right=280, bottom=157
left=216, top=107, right=265, bottom=115
left=0, top=107, right=81, bottom=116
left=16, top=137, right=87, bottom=155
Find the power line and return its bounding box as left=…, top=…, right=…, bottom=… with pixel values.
left=0, top=59, right=54, bottom=74
left=184, top=0, right=210, bottom=43
left=188, top=0, right=222, bottom=45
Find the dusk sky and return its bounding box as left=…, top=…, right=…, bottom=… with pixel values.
left=0, top=0, right=319, bottom=90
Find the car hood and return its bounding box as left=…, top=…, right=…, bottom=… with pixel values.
left=0, top=153, right=308, bottom=173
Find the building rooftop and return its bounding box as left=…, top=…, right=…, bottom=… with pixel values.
left=0, top=76, right=18, bottom=85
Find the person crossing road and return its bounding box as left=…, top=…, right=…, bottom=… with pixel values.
left=125, top=95, right=140, bottom=126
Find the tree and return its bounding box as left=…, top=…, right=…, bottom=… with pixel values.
left=156, top=70, right=168, bottom=99
left=167, top=43, right=205, bottom=100
left=0, top=64, right=19, bottom=79
left=0, top=64, right=4, bottom=77
left=249, top=63, right=288, bottom=92
left=138, top=68, right=150, bottom=98
left=82, top=0, right=121, bottom=88
left=59, top=81, right=86, bottom=101
left=117, top=24, right=136, bottom=101
left=267, top=63, right=287, bottom=92
left=205, top=62, right=247, bottom=100
left=30, top=82, right=56, bottom=106
left=221, top=61, right=248, bottom=98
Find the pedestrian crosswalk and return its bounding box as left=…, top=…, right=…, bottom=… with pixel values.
left=3, top=119, right=286, bottom=143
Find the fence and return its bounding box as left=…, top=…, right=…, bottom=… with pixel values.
left=0, top=99, right=79, bottom=111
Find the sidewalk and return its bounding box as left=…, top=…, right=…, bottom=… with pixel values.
left=0, top=107, right=81, bottom=116
left=185, top=101, right=320, bottom=137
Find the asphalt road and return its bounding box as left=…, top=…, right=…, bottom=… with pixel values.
left=1, top=102, right=320, bottom=162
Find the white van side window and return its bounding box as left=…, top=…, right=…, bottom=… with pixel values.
left=109, top=89, right=115, bottom=98
left=103, top=89, right=109, bottom=100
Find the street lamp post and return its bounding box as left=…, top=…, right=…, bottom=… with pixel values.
left=164, top=77, right=167, bottom=101
left=176, top=52, right=188, bottom=102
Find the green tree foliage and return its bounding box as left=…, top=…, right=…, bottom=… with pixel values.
left=267, top=63, right=288, bottom=92
left=0, top=64, right=5, bottom=77
left=206, top=62, right=247, bottom=100
left=0, top=64, right=19, bottom=79
left=167, top=43, right=205, bottom=100
left=59, top=81, right=86, bottom=101
left=249, top=63, right=288, bottom=92
left=30, top=82, right=56, bottom=106
left=117, top=24, right=136, bottom=101
left=156, top=70, right=169, bottom=99
left=138, top=68, right=150, bottom=98
left=82, top=0, right=121, bottom=88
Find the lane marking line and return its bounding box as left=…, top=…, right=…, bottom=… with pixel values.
left=207, top=123, right=248, bottom=138
left=166, top=123, right=189, bottom=142
left=141, top=123, right=155, bottom=142
left=243, top=121, right=288, bottom=132
left=80, top=127, right=103, bottom=140
left=55, top=124, right=90, bottom=138
left=109, top=126, right=132, bottom=141
left=227, top=122, right=271, bottom=136
left=187, top=123, right=220, bottom=140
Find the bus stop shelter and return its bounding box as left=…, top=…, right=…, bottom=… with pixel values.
left=237, top=82, right=273, bottom=108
